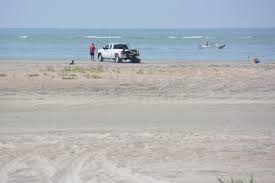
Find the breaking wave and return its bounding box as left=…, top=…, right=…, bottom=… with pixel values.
left=168, top=36, right=177, bottom=39
left=84, top=36, right=121, bottom=39
left=183, top=36, right=203, bottom=39
left=240, top=36, right=253, bottom=39
left=168, top=36, right=204, bottom=39
left=19, top=36, right=28, bottom=39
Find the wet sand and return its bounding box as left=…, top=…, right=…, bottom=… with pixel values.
left=0, top=61, right=275, bottom=183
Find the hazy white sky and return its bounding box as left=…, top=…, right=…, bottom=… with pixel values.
left=1, top=0, right=275, bottom=28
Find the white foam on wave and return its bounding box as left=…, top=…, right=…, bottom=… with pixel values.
left=205, top=36, right=216, bottom=39
left=183, top=36, right=203, bottom=39
left=84, top=36, right=121, bottom=39
left=240, top=36, right=253, bottom=39
left=19, top=36, right=28, bottom=39
left=168, top=36, right=204, bottom=39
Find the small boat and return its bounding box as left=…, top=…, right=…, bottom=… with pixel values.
left=199, top=44, right=211, bottom=49
left=198, top=42, right=212, bottom=49
left=216, top=44, right=226, bottom=49
left=199, top=42, right=226, bottom=50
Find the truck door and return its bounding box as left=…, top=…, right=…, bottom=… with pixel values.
left=102, top=44, right=110, bottom=58
left=109, top=44, right=114, bottom=59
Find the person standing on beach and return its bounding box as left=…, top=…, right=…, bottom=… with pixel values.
left=89, top=43, right=96, bottom=61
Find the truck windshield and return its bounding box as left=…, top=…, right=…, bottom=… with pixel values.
left=113, top=44, right=128, bottom=50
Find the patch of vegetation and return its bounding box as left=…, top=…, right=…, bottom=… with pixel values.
left=46, top=66, right=55, bottom=72
left=158, top=69, right=167, bottom=72
left=62, top=65, right=104, bottom=74
left=217, top=175, right=255, bottom=183
left=84, top=73, right=102, bottom=79
left=61, top=65, right=105, bottom=80
left=95, top=64, right=104, bottom=72
left=63, top=66, right=81, bottom=72
left=136, top=68, right=144, bottom=74
left=111, top=68, right=121, bottom=74
left=148, top=69, right=154, bottom=74
left=60, top=71, right=78, bottom=80
left=27, top=73, right=40, bottom=77
left=69, top=74, right=78, bottom=77
left=110, top=67, right=120, bottom=79
left=0, top=73, right=7, bottom=77
left=62, top=75, right=77, bottom=80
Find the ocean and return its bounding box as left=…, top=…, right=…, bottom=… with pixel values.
left=0, top=28, right=275, bottom=62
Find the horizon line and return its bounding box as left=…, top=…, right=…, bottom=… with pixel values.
left=1, top=26, right=275, bottom=30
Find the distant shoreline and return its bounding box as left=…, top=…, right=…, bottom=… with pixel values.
left=0, top=59, right=274, bottom=64
left=1, top=27, right=275, bottom=30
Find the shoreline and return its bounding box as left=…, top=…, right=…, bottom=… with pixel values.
left=1, top=59, right=275, bottom=64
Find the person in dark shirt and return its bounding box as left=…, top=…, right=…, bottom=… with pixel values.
left=89, top=43, right=96, bottom=61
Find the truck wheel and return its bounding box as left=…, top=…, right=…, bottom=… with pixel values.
left=131, top=58, right=141, bottom=63
left=115, top=55, right=121, bottom=63
left=98, top=54, right=103, bottom=62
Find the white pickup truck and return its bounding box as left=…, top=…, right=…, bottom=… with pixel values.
left=97, top=43, right=140, bottom=63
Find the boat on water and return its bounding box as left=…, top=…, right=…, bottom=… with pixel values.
left=199, top=42, right=226, bottom=49
left=199, top=44, right=211, bottom=49
left=216, top=44, right=226, bottom=49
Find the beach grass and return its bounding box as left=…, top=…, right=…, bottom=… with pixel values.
left=46, top=66, right=55, bottom=72
left=63, top=66, right=84, bottom=73
left=59, top=65, right=105, bottom=80
left=84, top=73, right=102, bottom=79
left=26, top=73, right=40, bottom=77
left=217, top=175, right=256, bottom=183
left=62, top=65, right=104, bottom=73
left=136, top=68, right=144, bottom=74
left=95, top=64, right=104, bottom=72
left=110, top=67, right=121, bottom=79
left=0, top=73, right=7, bottom=77
left=59, top=71, right=77, bottom=80
left=62, top=75, right=77, bottom=80
left=111, top=67, right=121, bottom=74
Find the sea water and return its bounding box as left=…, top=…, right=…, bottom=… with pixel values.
left=0, top=28, right=275, bottom=62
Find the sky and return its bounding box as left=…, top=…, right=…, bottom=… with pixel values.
left=0, top=0, right=275, bottom=29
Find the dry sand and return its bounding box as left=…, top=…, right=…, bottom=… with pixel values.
left=0, top=60, right=275, bottom=183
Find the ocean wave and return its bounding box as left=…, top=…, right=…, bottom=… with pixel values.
left=205, top=36, right=216, bottom=39
left=168, top=36, right=178, bottom=39
left=183, top=36, right=203, bottom=39
left=19, top=36, right=28, bottom=39
left=168, top=36, right=204, bottom=39
left=240, top=36, right=253, bottom=39
left=84, top=36, right=121, bottom=39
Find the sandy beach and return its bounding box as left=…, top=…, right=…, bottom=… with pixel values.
left=0, top=60, right=275, bottom=183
